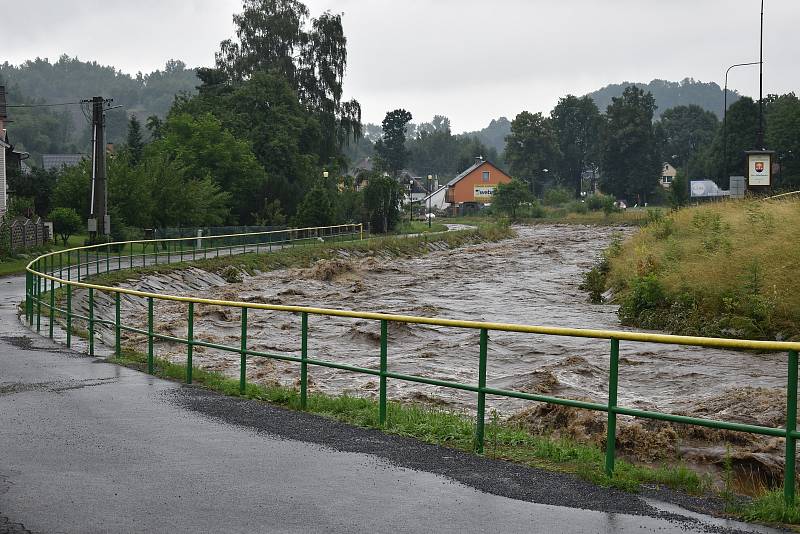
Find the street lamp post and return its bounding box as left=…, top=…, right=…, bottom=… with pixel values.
left=427, top=174, right=432, bottom=229
left=722, top=61, right=759, bottom=180
left=408, top=179, right=414, bottom=223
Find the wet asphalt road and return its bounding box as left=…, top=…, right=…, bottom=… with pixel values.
left=0, top=270, right=786, bottom=533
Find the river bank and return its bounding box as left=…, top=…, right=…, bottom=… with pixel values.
left=602, top=198, right=800, bottom=342
left=60, top=223, right=800, bottom=493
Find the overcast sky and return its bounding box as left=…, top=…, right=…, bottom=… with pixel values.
left=4, top=0, right=798, bottom=132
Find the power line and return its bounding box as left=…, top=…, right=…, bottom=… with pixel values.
left=6, top=101, right=82, bottom=108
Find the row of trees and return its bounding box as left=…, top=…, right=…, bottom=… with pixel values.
left=6, top=0, right=407, bottom=235
left=503, top=86, right=800, bottom=205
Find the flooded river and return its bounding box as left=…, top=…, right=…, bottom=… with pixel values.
left=88, top=225, right=792, bottom=475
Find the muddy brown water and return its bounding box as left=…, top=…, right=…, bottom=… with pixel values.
left=79, top=225, right=793, bottom=478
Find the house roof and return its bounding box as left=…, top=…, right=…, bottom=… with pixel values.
left=42, top=154, right=85, bottom=171
left=446, top=159, right=510, bottom=188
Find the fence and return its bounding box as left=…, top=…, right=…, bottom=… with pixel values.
left=23, top=222, right=800, bottom=506
left=1, top=216, right=50, bottom=252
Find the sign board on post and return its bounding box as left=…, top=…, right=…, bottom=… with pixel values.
left=745, top=150, right=773, bottom=189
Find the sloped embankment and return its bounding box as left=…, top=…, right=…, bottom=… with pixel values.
left=601, top=198, right=800, bottom=342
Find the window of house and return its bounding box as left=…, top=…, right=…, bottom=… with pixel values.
left=482, top=171, right=490, bottom=182
left=662, top=175, right=673, bottom=183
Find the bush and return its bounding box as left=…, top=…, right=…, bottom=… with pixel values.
left=619, top=275, right=666, bottom=323
left=543, top=187, right=572, bottom=206
left=49, top=207, right=82, bottom=245
left=567, top=201, right=588, bottom=214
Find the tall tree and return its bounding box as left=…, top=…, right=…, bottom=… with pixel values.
left=600, top=86, right=661, bottom=204
left=503, top=111, right=558, bottom=196
left=550, top=95, right=602, bottom=198
left=154, top=112, right=269, bottom=224
left=210, top=0, right=361, bottom=162
left=374, top=109, right=412, bottom=177
left=700, top=97, right=759, bottom=180
left=765, top=93, right=800, bottom=188
left=655, top=104, right=718, bottom=178
left=126, top=115, right=145, bottom=165
left=174, top=71, right=322, bottom=216
left=362, top=173, right=403, bottom=233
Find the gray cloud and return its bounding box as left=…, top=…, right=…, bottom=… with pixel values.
left=4, top=0, right=797, bottom=132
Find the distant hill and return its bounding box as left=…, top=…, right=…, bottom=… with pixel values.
left=0, top=55, right=199, bottom=157
left=459, top=117, right=511, bottom=155
left=586, top=78, right=739, bottom=118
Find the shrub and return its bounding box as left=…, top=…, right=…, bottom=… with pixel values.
left=567, top=201, right=588, bottom=214
left=49, top=207, right=82, bottom=245
left=543, top=187, right=573, bottom=206
left=619, top=275, right=666, bottom=322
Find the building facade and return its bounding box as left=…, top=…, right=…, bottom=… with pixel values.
left=661, top=163, right=678, bottom=189
left=444, top=158, right=512, bottom=209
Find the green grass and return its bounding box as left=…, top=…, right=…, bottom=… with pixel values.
left=738, top=490, right=800, bottom=524
left=605, top=198, right=800, bottom=340
left=0, top=234, right=87, bottom=277
left=394, top=220, right=448, bottom=234
left=108, top=348, right=705, bottom=497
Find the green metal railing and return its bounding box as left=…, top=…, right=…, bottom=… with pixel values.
left=23, top=222, right=800, bottom=506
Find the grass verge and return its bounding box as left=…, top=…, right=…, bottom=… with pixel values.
left=108, top=347, right=705, bottom=497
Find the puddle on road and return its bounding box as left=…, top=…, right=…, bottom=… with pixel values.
left=75, top=225, right=793, bottom=476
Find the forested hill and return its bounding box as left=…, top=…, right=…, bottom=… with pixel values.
left=459, top=117, right=512, bottom=155
left=0, top=55, right=199, bottom=157
left=586, top=78, right=739, bottom=118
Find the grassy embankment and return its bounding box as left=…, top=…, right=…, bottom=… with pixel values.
left=587, top=198, right=800, bottom=341
left=577, top=198, right=800, bottom=524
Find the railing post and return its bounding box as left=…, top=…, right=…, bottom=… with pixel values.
left=48, top=277, right=55, bottom=339
left=88, top=288, right=95, bottom=357
left=36, top=272, right=41, bottom=333
left=240, top=307, right=248, bottom=395
left=25, top=271, right=31, bottom=324
left=66, top=284, right=72, bottom=348
left=605, top=338, right=620, bottom=477
left=67, top=251, right=71, bottom=281
left=379, top=319, right=388, bottom=426
left=115, top=292, right=121, bottom=357
left=475, top=328, right=489, bottom=453
left=147, top=297, right=154, bottom=374
left=106, top=243, right=110, bottom=272
left=187, top=302, right=194, bottom=384
left=300, top=312, right=308, bottom=409
left=76, top=249, right=81, bottom=282
left=785, top=349, right=798, bottom=506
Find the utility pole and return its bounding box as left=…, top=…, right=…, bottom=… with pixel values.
left=86, top=96, right=111, bottom=241
left=757, top=0, right=765, bottom=150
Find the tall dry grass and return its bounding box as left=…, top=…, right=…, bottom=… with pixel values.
left=607, top=198, right=800, bottom=340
